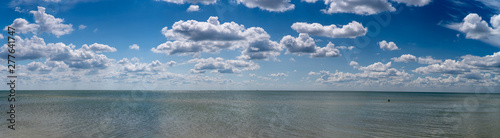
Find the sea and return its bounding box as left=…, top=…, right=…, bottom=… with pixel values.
left=0, top=90, right=499, bottom=137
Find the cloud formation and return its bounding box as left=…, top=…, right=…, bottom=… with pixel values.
left=236, top=0, right=295, bottom=12
left=82, top=43, right=117, bottom=53
left=129, top=44, right=140, bottom=50
left=321, top=0, right=396, bottom=15
left=153, top=16, right=282, bottom=60
left=0, top=36, right=114, bottom=69
left=280, top=33, right=342, bottom=57
left=291, top=21, right=367, bottom=38
left=447, top=13, right=500, bottom=46
left=379, top=40, right=399, bottom=51
left=4, top=6, right=73, bottom=37
left=186, top=5, right=200, bottom=12
left=187, top=57, right=260, bottom=73
left=158, top=0, right=217, bottom=5
left=413, top=51, right=500, bottom=75
left=391, top=0, right=432, bottom=6
left=391, top=54, right=417, bottom=63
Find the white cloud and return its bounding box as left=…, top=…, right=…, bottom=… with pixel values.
left=166, top=60, right=177, bottom=67
left=187, top=5, right=200, bottom=12
left=418, top=56, right=442, bottom=64
left=14, top=7, right=25, bottom=13
left=0, top=34, right=3, bottom=39
left=349, top=61, right=359, bottom=66
left=414, top=59, right=472, bottom=74
left=162, top=16, right=245, bottom=41
left=280, top=34, right=341, bottom=58
left=359, top=62, right=392, bottom=72
left=391, top=0, right=432, bottom=6
left=117, top=58, right=165, bottom=74
left=321, top=0, right=396, bottom=15
left=187, top=57, right=260, bottom=74
left=238, top=27, right=283, bottom=60
left=30, top=6, right=73, bottom=37
left=258, top=76, right=272, bottom=80
left=269, top=72, right=288, bottom=77
left=302, top=0, right=318, bottom=3
left=82, top=43, right=117, bottom=53
left=0, top=36, right=114, bottom=69
left=378, top=40, right=399, bottom=51
left=291, top=21, right=367, bottom=38
left=311, top=42, right=341, bottom=57
left=79, top=25, right=87, bottom=30
left=281, top=33, right=317, bottom=54
left=158, top=0, right=217, bottom=5
left=4, top=6, right=73, bottom=37
left=236, top=0, right=295, bottom=12
left=447, top=13, right=500, bottom=46
left=414, top=51, right=500, bottom=75
left=129, top=44, right=140, bottom=50
left=27, top=60, right=68, bottom=74
left=391, top=54, right=417, bottom=63
left=309, top=63, right=411, bottom=85
left=4, top=18, right=39, bottom=34
left=154, top=17, right=282, bottom=60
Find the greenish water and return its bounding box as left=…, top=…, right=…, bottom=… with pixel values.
left=0, top=90, right=499, bottom=137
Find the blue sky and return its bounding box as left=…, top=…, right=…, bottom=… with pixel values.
left=1, top=0, right=500, bottom=92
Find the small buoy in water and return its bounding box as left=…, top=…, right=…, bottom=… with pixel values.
left=388, top=99, right=390, bottom=102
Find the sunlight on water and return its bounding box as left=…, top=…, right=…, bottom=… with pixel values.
left=0, top=90, right=499, bottom=137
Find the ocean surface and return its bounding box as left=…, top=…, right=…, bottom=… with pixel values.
left=0, top=90, right=499, bottom=137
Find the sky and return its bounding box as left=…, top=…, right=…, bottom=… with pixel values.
left=1, top=0, right=500, bottom=92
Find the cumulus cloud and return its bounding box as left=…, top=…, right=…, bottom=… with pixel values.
left=378, top=40, right=399, bottom=51
left=0, top=34, right=3, bottom=39
left=129, top=44, right=140, bottom=50
left=158, top=0, right=217, bottom=5
left=391, top=54, right=417, bottom=63
left=302, top=0, right=318, bottom=3
left=78, top=25, right=86, bottom=30
left=414, top=52, right=500, bottom=75
left=117, top=58, right=165, bottom=74
left=27, top=60, right=68, bottom=74
left=310, top=42, right=341, bottom=57
left=359, top=62, right=392, bottom=72
left=291, top=21, right=367, bottom=38
left=418, top=56, right=442, bottom=64
left=30, top=6, right=73, bottom=37
left=309, top=62, right=411, bottom=84
left=0, top=36, right=114, bottom=69
left=447, top=13, right=500, bottom=46
left=280, top=33, right=343, bottom=58
left=4, top=6, right=73, bottom=37
left=413, top=59, right=471, bottom=74
left=154, top=16, right=282, bottom=60
left=187, top=57, right=260, bottom=74
left=14, top=7, right=25, bottom=13
left=237, top=27, right=283, bottom=60
left=281, top=33, right=316, bottom=54
left=349, top=61, right=359, bottom=66
left=166, top=60, right=177, bottom=67
left=82, top=43, right=117, bottom=53
left=320, top=0, right=396, bottom=15
left=187, top=5, right=200, bottom=12
left=236, top=0, right=295, bottom=12
left=269, top=72, right=288, bottom=77
left=4, top=18, right=39, bottom=34
left=391, top=0, right=432, bottom=6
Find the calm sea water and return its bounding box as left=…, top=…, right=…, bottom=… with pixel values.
left=0, top=90, right=499, bottom=137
